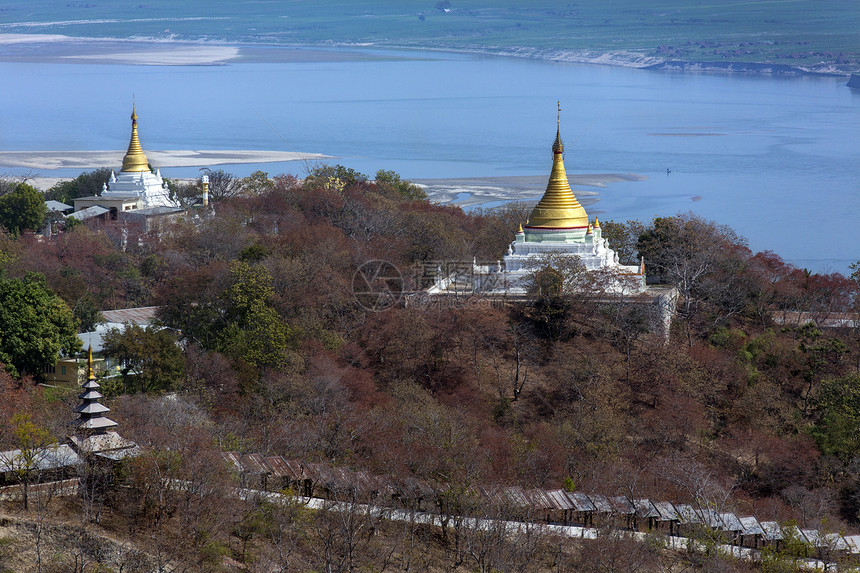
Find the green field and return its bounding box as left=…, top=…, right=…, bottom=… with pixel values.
left=5, top=0, right=860, bottom=72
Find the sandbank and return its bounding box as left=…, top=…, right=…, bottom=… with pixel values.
left=0, top=34, right=414, bottom=66
left=0, top=150, right=327, bottom=171
left=415, top=173, right=645, bottom=209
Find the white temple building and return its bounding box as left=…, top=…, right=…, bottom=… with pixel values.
left=74, top=107, right=178, bottom=216
left=472, top=117, right=645, bottom=295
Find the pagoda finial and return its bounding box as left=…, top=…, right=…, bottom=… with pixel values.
left=517, top=222, right=523, bottom=233
left=552, top=102, right=564, bottom=155
left=87, top=345, right=95, bottom=380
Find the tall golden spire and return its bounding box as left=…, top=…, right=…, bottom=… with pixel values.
left=87, top=345, right=95, bottom=380
left=121, top=106, right=150, bottom=172
left=525, top=107, right=589, bottom=229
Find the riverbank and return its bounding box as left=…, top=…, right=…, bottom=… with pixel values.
left=0, top=33, right=852, bottom=77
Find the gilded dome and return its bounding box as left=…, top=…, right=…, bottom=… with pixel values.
left=525, top=127, right=589, bottom=229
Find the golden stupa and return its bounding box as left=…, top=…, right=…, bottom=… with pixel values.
left=524, top=126, right=589, bottom=229
left=120, top=107, right=150, bottom=172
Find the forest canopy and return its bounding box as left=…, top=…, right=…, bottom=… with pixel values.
left=0, top=165, right=859, bottom=570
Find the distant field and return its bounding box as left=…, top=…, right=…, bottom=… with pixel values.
left=3, top=0, right=858, bottom=72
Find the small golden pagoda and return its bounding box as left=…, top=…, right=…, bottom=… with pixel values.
left=73, top=106, right=178, bottom=212
left=120, top=107, right=150, bottom=173
left=494, top=105, right=645, bottom=294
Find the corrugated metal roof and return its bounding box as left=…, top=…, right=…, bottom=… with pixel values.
left=803, top=529, right=847, bottom=550
left=209, top=449, right=855, bottom=551
left=588, top=494, right=614, bottom=513
left=69, top=205, right=109, bottom=220
left=544, top=489, right=574, bottom=511
left=45, top=200, right=73, bottom=212
left=633, top=499, right=660, bottom=519
left=502, top=486, right=531, bottom=508
left=759, top=521, right=785, bottom=541
left=222, top=451, right=243, bottom=473
left=100, top=306, right=159, bottom=325
left=652, top=501, right=680, bottom=522
left=301, top=462, right=326, bottom=482
left=526, top=489, right=553, bottom=510
left=282, top=459, right=306, bottom=479
left=264, top=456, right=294, bottom=478
left=824, top=533, right=849, bottom=552
left=674, top=504, right=702, bottom=524
left=0, top=444, right=80, bottom=473
left=353, top=470, right=385, bottom=495
left=801, top=529, right=826, bottom=548
left=718, top=512, right=743, bottom=532
left=478, top=485, right=505, bottom=505
left=328, top=467, right=355, bottom=491
left=609, top=496, right=636, bottom=515
left=738, top=516, right=765, bottom=536
left=241, top=453, right=269, bottom=475
left=566, top=492, right=596, bottom=512
left=844, top=534, right=860, bottom=554
left=781, top=526, right=808, bottom=545
left=701, top=508, right=724, bottom=529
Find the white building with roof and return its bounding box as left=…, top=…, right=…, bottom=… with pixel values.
left=74, top=107, right=180, bottom=217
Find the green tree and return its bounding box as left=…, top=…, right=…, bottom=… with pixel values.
left=102, top=324, right=185, bottom=394
left=602, top=219, right=646, bottom=266
left=306, top=164, right=368, bottom=190
left=0, top=182, right=46, bottom=236
left=0, top=413, right=54, bottom=510
left=218, top=261, right=299, bottom=369
left=240, top=170, right=275, bottom=195
left=375, top=169, right=427, bottom=201
left=524, top=253, right=587, bottom=341
left=811, top=373, right=860, bottom=464
left=0, top=273, right=80, bottom=378
left=44, top=168, right=112, bottom=204
left=636, top=213, right=746, bottom=345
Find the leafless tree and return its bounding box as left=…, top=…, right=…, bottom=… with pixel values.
left=201, top=168, right=243, bottom=201
left=310, top=495, right=394, bottom=573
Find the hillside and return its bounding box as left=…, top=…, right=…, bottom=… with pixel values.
left=0, top=167, right=859, bottom=570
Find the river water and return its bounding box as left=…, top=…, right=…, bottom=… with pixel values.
left=0, top=47, right=857, bottom=272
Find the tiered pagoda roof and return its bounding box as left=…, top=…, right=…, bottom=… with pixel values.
left=72, top=347, right=118, bottom=433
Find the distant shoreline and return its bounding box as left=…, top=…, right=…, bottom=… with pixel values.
left=385, top=44, right=852, bottom=77
left=0, top=33, right=851, bottom=77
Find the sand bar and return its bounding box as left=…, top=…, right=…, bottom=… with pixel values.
left=0, top=150, right=328, bottom=171
left=0, top=34, right=417, bottom=66
left=415, top=174, right=645, bottom=208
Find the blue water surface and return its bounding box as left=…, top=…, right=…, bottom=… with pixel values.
left=0, top=48, right=857, bottom=272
